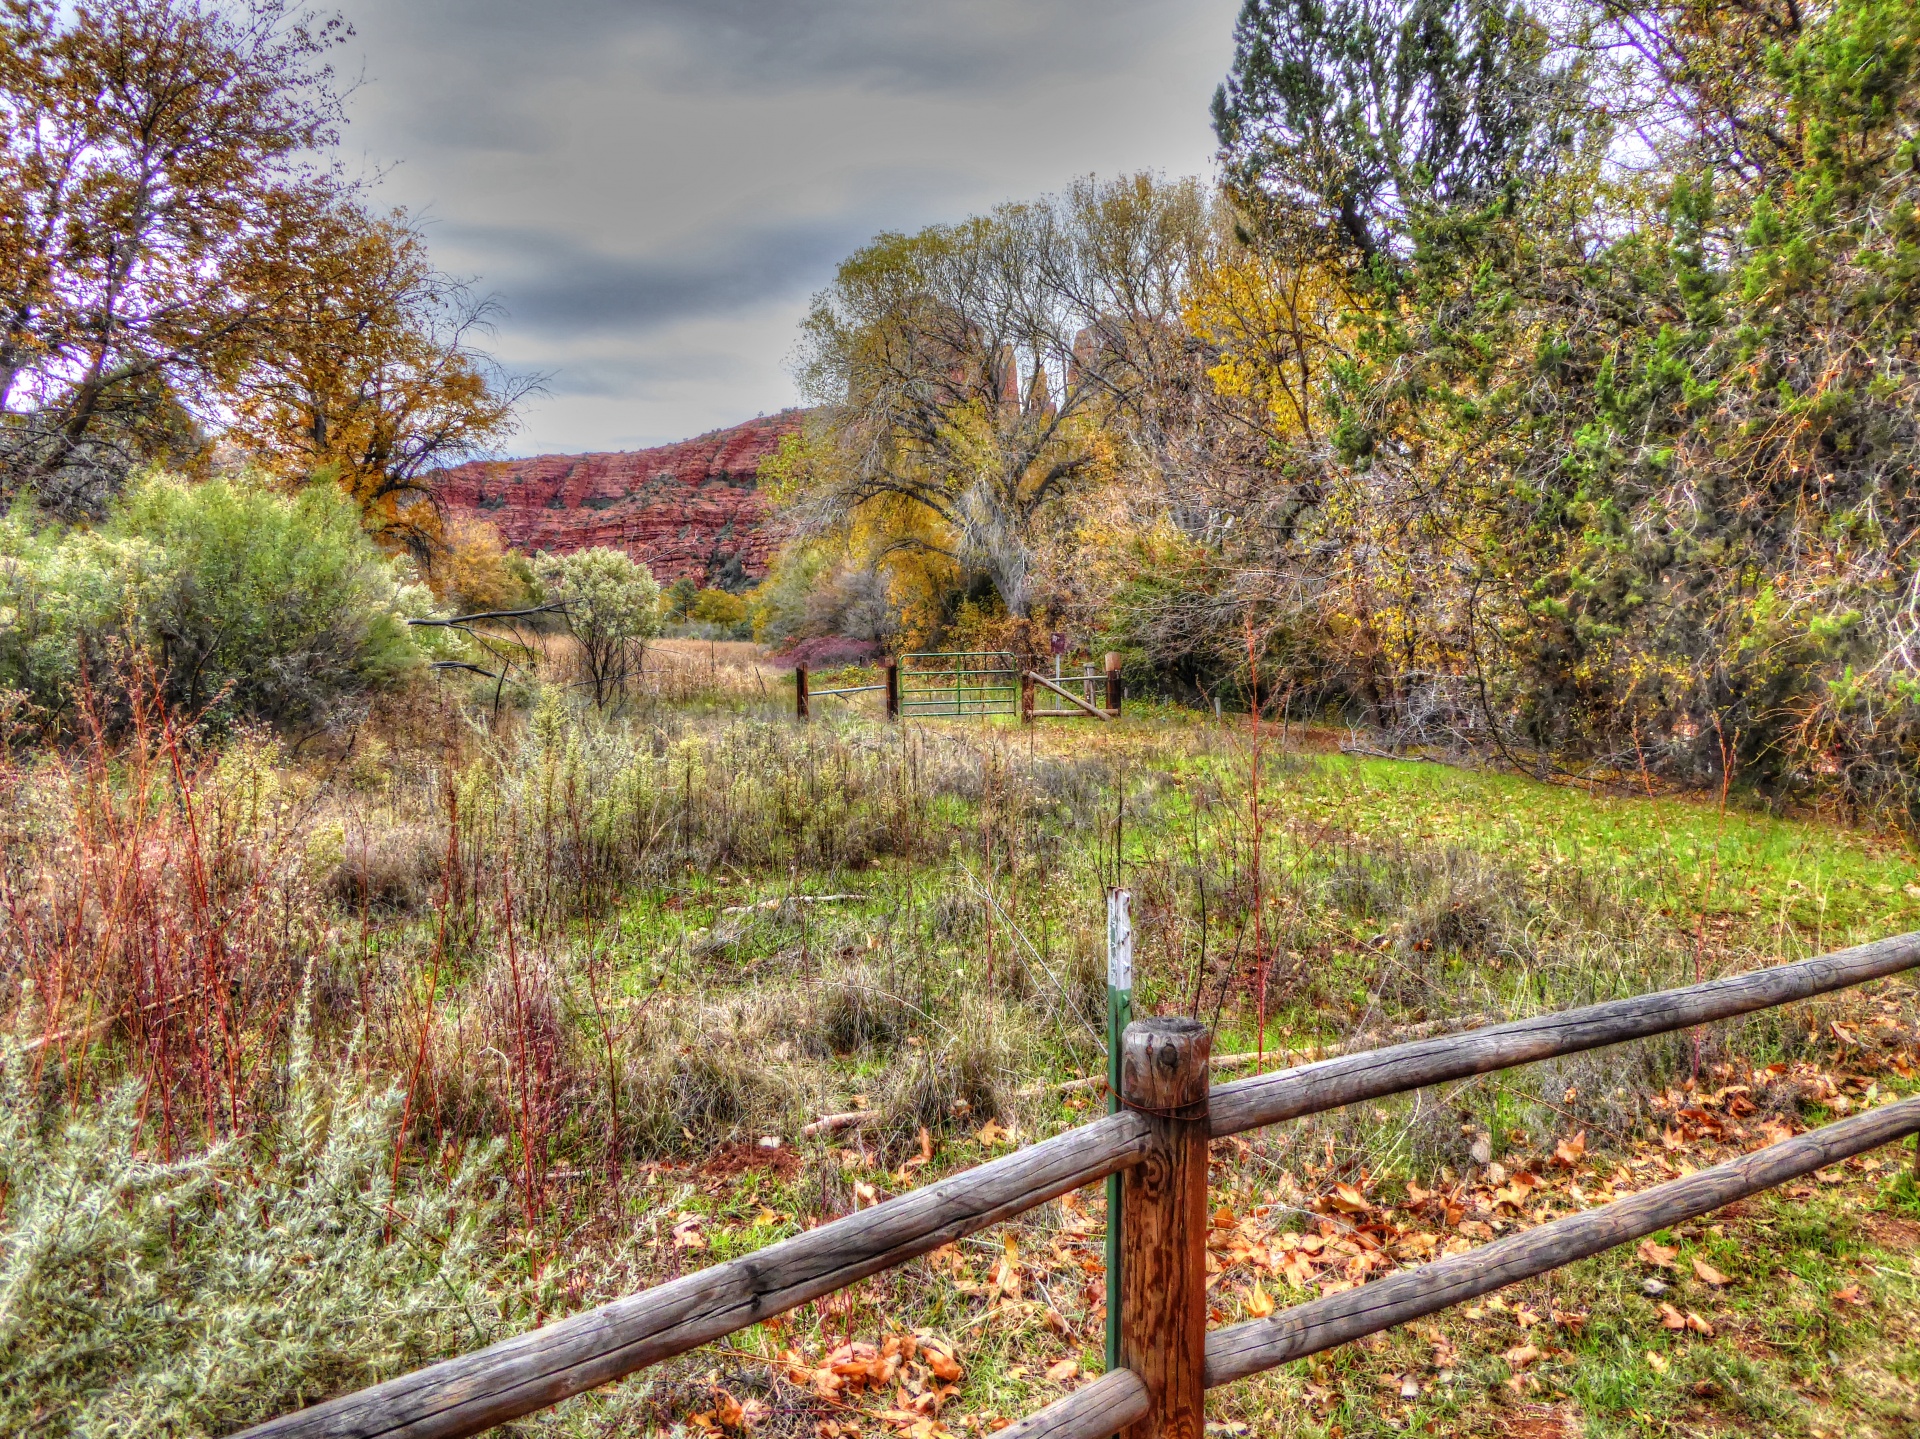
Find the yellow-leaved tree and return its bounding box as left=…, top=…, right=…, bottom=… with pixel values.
left=779, top=175, right=1211, bottom=636
left=226, top=198, right=542, bottom=562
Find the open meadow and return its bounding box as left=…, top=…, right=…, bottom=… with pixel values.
left=9, top=0, right=1920, bottom=1433
left=5, top=659, right=1917, bottom=1439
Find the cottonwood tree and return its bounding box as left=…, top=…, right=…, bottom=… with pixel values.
left=227, top=198, right=541, bottom=560
left=0, top=0, right=348, bottom=514
left=0, top=0, right=533, bottom=541
left=785, top=175, right=1214, bottom=621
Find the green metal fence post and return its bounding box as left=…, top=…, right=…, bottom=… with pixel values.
left=1105, top=887, right=1134, bottom=1372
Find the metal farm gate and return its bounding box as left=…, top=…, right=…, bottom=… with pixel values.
left=794, top=651, right=1124, bottom=723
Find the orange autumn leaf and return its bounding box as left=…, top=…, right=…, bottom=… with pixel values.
left=1328, top=1182, right=1370, bottom=1214
left=1638, top=1240, right=1679, bottom=1270
left=1692, top=1257, right=1730, bottom=1286
left=924, top=1346, right=963, bottom=1382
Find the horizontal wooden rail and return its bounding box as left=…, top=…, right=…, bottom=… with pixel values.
left=1211, top=931, right=1920, bottom=1138
left=242, top=932, right=1920, bottom=1439
left=1004, top=1094, right=1920, bottom=1436
left=996, top=1369, right=1148, bottom=1439
left=237, top=1113, right=1152, bottom=1439
left=1026, top=671, right=1112, bottom=720
left=1206, top=1091, right=1920, bottom=1385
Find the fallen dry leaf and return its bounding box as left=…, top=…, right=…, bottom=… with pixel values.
left=1638, top=1240, right=1680, bottom=1270
left=1554, top=1130, right=1587, bottom=1166
left=1503, top=1343, right=1541, bottom=1368
left=1044, top=1358, right=1080, bottom=1383
left=1328, top=1182, right=1370, bottom=1214
left=1692, top=1257, right=1730, bottom=1286
left=1685, top=1311, right=1714, bottom=1336
left=924, top=1346, right=962, bottom=1382
left=1246, top=1279, right=1275, bottom=1318
left=1832, top=1284, right=1868, bottom=1306
left=711, top=1390, right=746, bottom=1430
left=1660, top=1303, right=1687, bottom=1330
left=987, top=1234, right=1023, bottom=1305
left=1646, top=1351, right=1669, bottom=1374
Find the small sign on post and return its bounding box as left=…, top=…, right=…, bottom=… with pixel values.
left=1105, top=888, right=1134, bottom=1372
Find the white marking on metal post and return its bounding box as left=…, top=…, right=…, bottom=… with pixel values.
left=1108, top=889, right=1133, bottom=992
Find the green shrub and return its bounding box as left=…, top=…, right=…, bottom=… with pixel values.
left=688, top=588, right=747, bottom=627
left=0, top=473, right=438, bottom=726
left=532, top=547, right=661, bottom=708
left=0, top=1015, right=513, bottom=1438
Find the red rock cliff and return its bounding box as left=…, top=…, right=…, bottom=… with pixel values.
left=432, top=410, right=805, bottom=587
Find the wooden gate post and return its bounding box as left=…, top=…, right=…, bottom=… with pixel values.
left=1118, top=1016, right=1210, bottom=1439
left=1105, top=653, right=1124, bottom=717
left=795, top=664, right=809, bottom=721
left=1020, top=669, right=1035, bottom=723
left=885, top=660, right=900, bottom=721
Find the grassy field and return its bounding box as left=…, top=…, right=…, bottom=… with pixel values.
left=2, top=668, right=1915, bottom=1437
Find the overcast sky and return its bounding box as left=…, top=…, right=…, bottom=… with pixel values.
left=331, top=0, right=1241, bottom=456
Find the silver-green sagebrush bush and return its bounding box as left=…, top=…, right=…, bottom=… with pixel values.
left=0, top=1005, right=511, bottom=1438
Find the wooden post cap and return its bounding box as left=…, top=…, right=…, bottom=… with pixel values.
left=1120, top=1017, right=1210, bottom=1114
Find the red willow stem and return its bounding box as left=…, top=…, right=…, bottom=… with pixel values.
left=500, top=858, right=543, bottom=1227
left=391, top=783, right=458, bottom=1219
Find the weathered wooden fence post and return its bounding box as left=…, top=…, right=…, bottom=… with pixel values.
left=1119, top=1016, right=1210, bottom=1439
left=885, top=659, right=900, bottom=721
left=795, top=664, right=809, bottom=721
left=1020, top=669, right=1035, bottom=724
left=1105, top=653, right=1124, bottom=717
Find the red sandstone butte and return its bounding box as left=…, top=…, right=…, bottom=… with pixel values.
left=432, top=410, right=805, bottom=587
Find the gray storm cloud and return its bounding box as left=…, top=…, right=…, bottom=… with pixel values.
left=335, top=0, right=1239, bottom=452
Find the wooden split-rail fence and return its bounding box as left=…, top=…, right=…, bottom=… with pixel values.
left=238, top=932, right=1920, bottom=1439
left=795, top=652, right=1125, bottom=723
